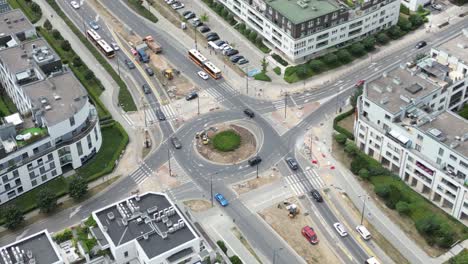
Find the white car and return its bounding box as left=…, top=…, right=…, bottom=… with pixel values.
left=333, top=223, right=348, bottom=237
left=111, top=42, right=119, bottom=51
left=198, top=71, right=209, bottom=80
left=70, top=1, right=80, bottom=9
left=218, top=43, right=229, bottom=50
left=431, top=3, right=442, bottom=10
left=166, top=0, right=175, bottom=4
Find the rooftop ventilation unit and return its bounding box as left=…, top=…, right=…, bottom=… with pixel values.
left=161, top=232, right=167, bottom=239
left=428, top=128, right=442, bottom=137
left=44, top=105, right=52, bottom=111
left=54, top=95, right=61, bottom=100
left=147, top=206, right=158, bottom=214
left=143, top=233, right=148, bottom=240
left=107, top=212, right=115, bottom=220
left=380, top=97, right=389, bottom=105
left=296, top=1, right=309, bottom=8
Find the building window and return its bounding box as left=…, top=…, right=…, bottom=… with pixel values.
left=17, top=187, right=23, bottom=193
left=32, top=179, right=37, bottom=186
left=13, top=170, right=18, bottom=177
left=2, top=175, right=8, bottom=183
left=449, top=154, right=457, bottom=161
left=408, top=156, right=414, bottom=162
left=51, top=169, right=57, bottom=177
left=50, top=162, right=56, bottom=169
left=94, top=127, right=98, bottom=141
left=460, top=161, right=468, bottom=169
left=385, top=114, right=390, bottom=120
left=37, top=158, right=43, bottom=165
left=436, top=157, right=442, bottom=165
left=29, top=171, right=36, bottom=179
left=69, top=116, right=75, bottom=126
left=415, top=144, right=421, bottom=152
left=48, top=153, right=53, bottom=161
left=124, top=251, right=128, bottom=258
left=27, top=164, right=33, bottom=171
left=364, top=101, right=370, bottom=107
left=42, top=175, right=47, bottom=181
left=77, top=142, right=83, bottom=156
left=438, top=148, right=444, bottom=156
left=87, top=135, right=92, bottom=149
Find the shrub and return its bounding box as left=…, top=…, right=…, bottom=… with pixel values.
left=375, top=184, right=391, bottom=198
left=217, top=240, right=228, bottom=254
left=337, top=49, right=353, bottom=64
left=221, top=8, right=229, bottom=18
left=362, top=36, right=376, bottom=51
left=248, top=31, right=257, bottom=41
left=43, top=19, right=53, bottom=31
left=333, top=109, right=355, bottom=140
left=244, top=29, right=251, bottom=36
left=398, top=16, right=413, bottom=32
left=396, top=201, right=411, bottom=215
left=85, top=215, right=97, bottom=227
left=349, top=43, right=366, bottom=57
left=68, top=176, right=88, bottom=200
left=273, top=66, right=281, bottom=75
left=376, top=33, right=390, bottom=45
left=54, top=229, right=73, bottom=243
left=254, top=72, right=272, bottom=82
left=61, top=40, right=72, bottom=51
left=295, top=64, right=310, bottom=79
left=2, top=205, right=24, bottom=230
left=272, top=54, right=288, bottom=66
left=51, top=29, right=62, bottom=40
left=229, top=256, right=243, bottom=264
left=73, top=56, right=83, bottom=67
left=409, top=14, right=424, bottom=28
left=358, top=168, right=370, bottom=180
left=237, top=23, right=246, bottom=32
left=307, top=59, right=325, bottom=73
left=400, top=4, right=410, bottom=15
left=323, top=53, right=339, bottom=66
left=350, top=155, right=369, bottom=174
left=334, top=133, right=348, bottom=145
left=344, top=141, right=359, bottom=156
left=388, top=25, right=405, bottom=39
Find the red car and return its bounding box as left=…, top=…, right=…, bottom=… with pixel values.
left=355, top=79, right=365, bottom=87
left=130, top=48, right=138, bottom=56
left=302, top=226, right=319, bottom=244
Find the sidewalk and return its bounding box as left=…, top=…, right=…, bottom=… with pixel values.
left=141, top=2, right=468, bottom=100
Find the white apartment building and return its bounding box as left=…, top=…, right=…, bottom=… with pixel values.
left=354, top=29, right=468, bottom=224
left=400, top=0, right=430, bottom=12
left=0, top=10, right=102, bottom=205
left=218, top=0, right=400, bottom=62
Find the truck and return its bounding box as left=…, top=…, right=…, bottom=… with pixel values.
left=137, top=49, right=149, bottom=63
left=143, top=35, right=162, bottom=54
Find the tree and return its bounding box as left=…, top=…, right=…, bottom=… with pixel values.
left=376, top=33, right=390, bottom=45
left=395, top=201, right=411, bottom=216
left=416, top=215, right=441, bottom=236
left=221, top=9, right=229, bottom=18
left=261, top=57, right=268, bottom=73
left=2, top=205, right=24, bottom=230
left=61, top=40, right=71, bottom=51
left=362, top=36, right=376, bottom=51
left=43, top=19, right=53, bottom=31
left=37, top=188, right=57, bottom=213
left=215, top=5, right=223, bottom=14
left=68, top=176, right=88, bottom=200
left=350, top=86, right=363, bottom=108
left=229, top=256, right=243, bottom=264
left=307, top=59, right=325, bottom=73
left=417, top=5, right=425, bottom=14
left=255, top=36, right=263, bottom=47
left=344, top=141, right=359, bottom=156
left=388, top=25, right=404, bottom=39
left=227, top=13, right=235, bottom=24
left=358, top=168, right=370, bottom=180
left=248, top=31, right=257, bottom=41
left=385, top=185, right=402, bottom=209
left=237, top=23, right=246, bottom=32
left=334, top=133, right=347, bottom=145
left=400, top=4, right=410, bottom=15
left=73, top=56, right=83, bottom=67
left=216, top=240, right=227, bottom=254
left=349, top=43, right=366, bottom=57
left=374, top=184, right=391, bottom=198
left=84, top=69, right=95, bottom=80
left=409, top=14, right=424, bottom=28
left=295, top=64, right=309, bottom=79
left=51, top=29, right=62, bottom=40
left=397, top=16, right=413, bottom=32
left=337, top=49, right=352, bottom=64
left=323, top=53, right=338, bottom=66
left=31, top=2, right=41, bottom=14
left=200, top=13, right=209, bottom=23
left=244, top=28, right=251, bottom=37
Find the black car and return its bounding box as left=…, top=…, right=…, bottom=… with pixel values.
left=225, top=49, right=239, bottom=57
left=199, top=26, right=210, bottom=33
left=243, top=108, right=254, bottom=118
left=415, top=41, right=427, bottom=49
left=142, top=84, right=151, bottom=94
left=185, top=91, right=198, bottom=101
left=238, top=58, right=249, bottom=65
left=248, top=156, right=262, bottom=166
left=125, top=59, right=135, bottom=69
left=230, top=55, right=244, bottom=63
left=156, top=109, right=166, bottom=121
left=182, top=10, right=192, bottom=16
left=171, top=136, right=182, bottom=149
left=206, top=35, right=220, bottom=41
left=285, top=157, right=299, bottom=170
left=311, top=189, right=323, bottom=202
left=145, top=67, right=154, bottom=76
left=215, top=40, right=226, bottom=46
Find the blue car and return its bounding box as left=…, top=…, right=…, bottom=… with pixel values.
left=214, top=193, right=228, bottom=207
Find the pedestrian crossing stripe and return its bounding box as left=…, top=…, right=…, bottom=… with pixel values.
left=160, top=104, right=177, bottom=119
left=284, top=170, right=325, bottom=196
left=122, top=113, right=135, bottom=128
left=272, top=99, right=285, bottom=110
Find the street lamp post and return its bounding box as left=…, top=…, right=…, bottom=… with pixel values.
left=210, top=173, right=214, bottom=207
left=284, top=92, right=288, bottom=119
left=197, top=94, right=200, bottom=115
left=256, top=163, right=259, bottom=178
left=168, top=147, right=172, bottom=176
left=273, top=247, right=283, bottom=264
left=245, top=66, right=249, bottom=95
left=359, top=195, right=368, bottom=225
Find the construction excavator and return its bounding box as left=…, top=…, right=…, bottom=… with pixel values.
left=286, top=203, right=300, bottom=218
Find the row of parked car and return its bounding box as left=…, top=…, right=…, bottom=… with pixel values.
left=165, top=0, right=184, bottom=9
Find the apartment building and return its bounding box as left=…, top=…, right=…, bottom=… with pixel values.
left=400, top=0, right=430, bottom=11
left=0, top=10, right=102, bottom=205
left=354, top=29, right=468, bottom=224
left=218, top=0, right=400, bottom=62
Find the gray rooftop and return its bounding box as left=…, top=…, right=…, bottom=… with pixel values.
left=0, top=9, right=33, bottom=37
left=0, top=230, right=61, bottom=264
left=437, top=29, right=468, bottom=64
left=418, top=111, right=468, bottom=157
left=267, top=0, right=341, bottom=24
left=366, top=65, right=441, bottom=114
left=94, top=192, right=198, bottom=260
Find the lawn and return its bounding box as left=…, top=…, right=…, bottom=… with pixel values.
left=253, top=72, right=272, bottom=82
left=458, top=104, right=468, bottom=119
left=446, top=249, right=468, bottom=264
left=212, top=130, right=241, bottom=152
left=126, top=0, right=158, bottom=23
left=76, top=123, right=128, bottom=181
left=0, top=93, right=18, bottom=117
left=7, top=0, right=42, bottom=23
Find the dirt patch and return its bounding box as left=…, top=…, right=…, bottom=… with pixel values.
left=337, top=113, right=355, bottom=133
left=258, top=198, right=340, bottom=264
left=183, top=200, right=211, bottom=212
left=196, top=124, right=256, bottom=164
left=232, top=169, right=280, bottom=195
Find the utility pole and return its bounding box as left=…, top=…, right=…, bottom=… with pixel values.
left=284, top=92, right=288, bottom=119
left=168, top=147, right=172, bottom=176
left=194, top=27, right=198, bottom=50
left=360, top=195, right=368, bottom=225
left=245, top=66, right=249, bottom=95
left=309, top=133, right=313, bottom=160
left=197, top=95, right=200, bottom=115
left=210, top=174, right=213, bottom=207
left=256, top=163, right=259, bottom=178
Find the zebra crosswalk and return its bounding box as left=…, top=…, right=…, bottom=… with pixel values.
left=144, top=104, right=178, bottom=124
left=272, top=99, right=285, bottom=110
left=169, top=158, right=191, bottom=185
left=160, top=104, right=177, bottom=120
left=130, top=162, right=154, bottom=185
left=204, top=82, right=240, bottom=102
left=283, top=169, right=325, bottom=196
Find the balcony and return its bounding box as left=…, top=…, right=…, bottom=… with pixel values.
left=16, top=127, right=48, bottom=148
left=416, top=161, right=435, bottom=176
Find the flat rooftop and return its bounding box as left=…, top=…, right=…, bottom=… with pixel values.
left=366, top=66, right=441, bottom=114
left=0, top=230, right=61, bottom=264
left=0, top=38, right=53, bottom=75
left=437, top=29, right=468, bottom=64
left=418, top=111, right=468, bottom=157
left=267, top=0, right=341, bottom=24
left=0, top=9, right=33, bottom=37
left=94, top=192, right=198, bottom=260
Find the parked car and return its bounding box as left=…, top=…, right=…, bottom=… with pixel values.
left=198, top=71, right=209, bottom=80
left=142, top=84, right=151, bottom=94
left=224, top=49, right=239, bottom=57
left=184, top=12, right=195, bottom=20
left=191, top=18, right=203, bottom=27
left=302, top=226, right=319, bottom=244
left=199, top=26, right=211, bottom=33
left=431, top=3, right=442, bottom=10
left=125, top=59, right=135, bottom=69
left=171, top=136, right=182, bottom=149
left=70, top=1, right=80, bottom=9
left=182, top=10, right=192, bottom=16
left=415, top=41, right=427, bottom=49
left=310, top=189, right=323, bottom=202
left=356, top=225, right=371, bottom=240
left=243, top=108, right=255, bottom=118
left=165, top=0, right=175, bottom=4
left=214, top=193, right=229, bottom=207
left=237, top=58, right=249, bottom=65
left=130, top=48, right=138, bottom=56
left=172, top=2, right=184, bottom=9
left=285, top=157, right=299, bottom=170
left=206, top=35, right=220, bottom=41
left=230, top=55, right=244, bottom=63
left=333, top=223, right=348, bottom=237
left=111, top=42, right=119, bottom=51
left=185, top=91, right=198, bottom=101
left=219, top=43, right=230, bottom=50
left=89, top=21, right=99, bottom=30
left=145, top=67, right=154, bottom=76
left=248, top=156, right=262, bottom=166
left=215, top=40, right=226, bottom=47
left=156, top=109, right=166, bottom=121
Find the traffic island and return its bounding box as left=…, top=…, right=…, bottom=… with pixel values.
left=196, top=124, right=257, bottom=164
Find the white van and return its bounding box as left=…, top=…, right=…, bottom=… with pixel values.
left=365, top=257, right=381, bottom=264
left=356, top=225, right=371, bottom=240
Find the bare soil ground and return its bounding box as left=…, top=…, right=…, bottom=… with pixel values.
left=337, top=113, right=355, bottom=132
left=183, top=200, right=211, bottom=212
left=258, top=198, right=340, bottom=264
left=232, top=169, right=280, bottom=195
left=197, top=124, right=256, bottom=164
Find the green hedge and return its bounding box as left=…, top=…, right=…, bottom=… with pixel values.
left=127, top=0, right=158, bottom=23
left=8, top=0, right=42, bottom=23
left=54, top=229, right=73, bottom=243
left=333, top=108, right=355, bottom=140
left=448, top=249, right=468, bottom=264
left=45, top=0, right=137, bottom=112
left=272, top=53, right=288, bottom=66
left=273, top=66, right=281, bottom=76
